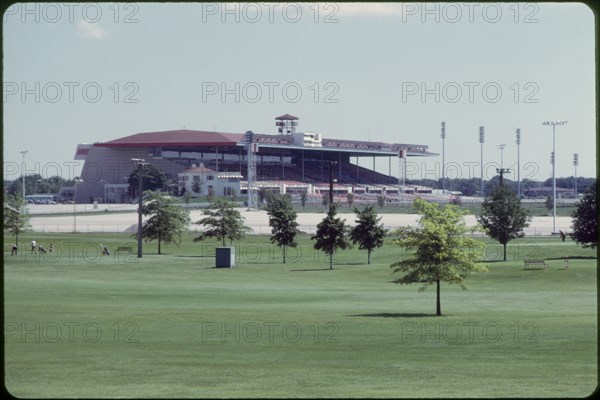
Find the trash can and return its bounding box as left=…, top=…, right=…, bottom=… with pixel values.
left=215, top=247, right=235, bottom=268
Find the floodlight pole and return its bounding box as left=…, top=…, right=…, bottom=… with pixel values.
left=542, top=120, right=567, bottom=235
left=573, top=153, right=579, bottom=197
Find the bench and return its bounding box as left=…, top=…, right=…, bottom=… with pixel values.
left=524, top=260, right=548, bottom=270
left=117, top=246, right=133, bottom=254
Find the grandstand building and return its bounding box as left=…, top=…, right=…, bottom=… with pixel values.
left=72, top=115, right=436, bottom=203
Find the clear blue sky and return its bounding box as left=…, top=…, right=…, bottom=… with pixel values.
left=3, top=2, right=596, bottom=183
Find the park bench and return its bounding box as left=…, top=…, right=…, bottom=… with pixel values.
left=524, top=260, right=548, bottom=270
left=116, top=246, right=133, bottom=254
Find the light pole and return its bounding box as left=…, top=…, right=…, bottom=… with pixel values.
left=515, top=129, right=521, bottom=197
left=542, top=120, right=567, bottom=235
left=131, top=158, right=147, bottom=258
left=19, top=150, right=28, bottom=202
left=496, top=143, right=506, bottom=169
left=479, top=127, right=485, bottom=197
left=441, top=122, right=446, bottom=193
left=73, top=178, right=83, bottom=233
left=327, top=160, right=337, bottom=208
left=573, top=153, right=579, bottom=197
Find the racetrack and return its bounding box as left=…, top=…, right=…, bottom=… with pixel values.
left=27, top=204, right=573, bottom=236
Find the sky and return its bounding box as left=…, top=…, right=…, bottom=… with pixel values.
left=2, top=2, right=597, bottom=184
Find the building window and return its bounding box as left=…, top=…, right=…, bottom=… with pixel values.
left=207, top=175, right=214, bottom=181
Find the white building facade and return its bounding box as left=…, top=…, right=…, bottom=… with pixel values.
left=178, top=163, right=242, bottom=197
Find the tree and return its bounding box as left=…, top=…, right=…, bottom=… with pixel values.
left=300, top=190, right=308, bottom=209
left=312, top=204, right=351, bottom=270
left=449, top=196, right=462, bottom=206
left=571, top=181, right=597, bottom=248
left=545, top=195, right=554, bottom=211
left=258, top=187, right=273, bottom=206
left=266, top=194, right=299, bottom=263
left=477, top=184, right=531, bottom=261
left=321, top=192, right=330, bottom=207
left=183, top=191, right=192, bottom=205
left=390, top=198, right=487, bottom=316
left=3, top=193, right=30, bottom=246
left=194, top=198, right=251, bottom=247
left=192, top=179, right=203, bottom=194
left=128, top=164, right=167, bottom=199
left=207, top=186, right=215, bottom=200
left=350, top=205, right=386, bottom=264
left=139, top=191, right=191, bottom=254
left=6, top=174, right=73, bottom=196
left=346, top=193, right=355, bottom=208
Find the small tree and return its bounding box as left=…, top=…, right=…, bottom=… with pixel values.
left=571, top=181, right=597, bottom=248
left=3, top=194, right=30, bottom=246
left=139, top=191, right=191, bottom=254
left=300, top=190, right=308, bottom=209
left=312, top=204, right=351, bottom=270
left=377, top=195, right=385, bottom=208
left=194, top=198, right=251, bottom=247
left=258, top=187, right=273, bottom=206
left=350, top=205, right=386, bottom=264
left=321, top=192, right=330, bottom=207
left=128, top=164, right=167, bottom=199
left=266, top=194, right=299, bottom=263
left=390, top=199, right=487, bottom=316
left=183, top=191, right=192, bottom=205
left=449, top=196, right=462, bottom=206
left=192, top=179, right=202, bottom=195
left=207, top=187, right=215, bottom=200
left=346, top=192, right=355, bottom=208
left=477, top=184, right=531, bottom=261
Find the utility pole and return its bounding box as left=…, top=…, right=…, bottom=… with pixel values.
left=479, top=127, right=485, bottom=197
left=19, top=150, right=28, bottom=202
left=516, top=129, right=521, bottom=197
left=131, top=158, right=147, bottom=258
left=328, top=160, right=337, bottom=208
left=496, top=168, right=511, bottom=186
left=441, top=122, right=446, bottom=193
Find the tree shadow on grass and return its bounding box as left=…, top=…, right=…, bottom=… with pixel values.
left=348, top=313, right=440, bottom=318
left=289, top=268, right=333, bottom=272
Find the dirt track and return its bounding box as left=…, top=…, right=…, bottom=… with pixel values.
left=27, top=205, right=573, bottom=236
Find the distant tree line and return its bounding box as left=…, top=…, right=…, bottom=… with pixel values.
left=4, top=174, right=76, bottom=196
left=406, top=176, right=595, bottom=196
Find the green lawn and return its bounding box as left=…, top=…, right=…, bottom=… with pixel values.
left=3, top=233, right=597, bottom=397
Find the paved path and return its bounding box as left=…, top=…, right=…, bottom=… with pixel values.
left=28, top=205, right=573, bottom=236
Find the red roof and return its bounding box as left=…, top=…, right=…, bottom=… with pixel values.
left=275, top=114, right=299, bottom=120
left=181, top=164, right=215, bottom=174
left=96, top=129, right=243, bottom=148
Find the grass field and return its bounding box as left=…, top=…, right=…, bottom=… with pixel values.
left=3, top=233, right=597, bottom=398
